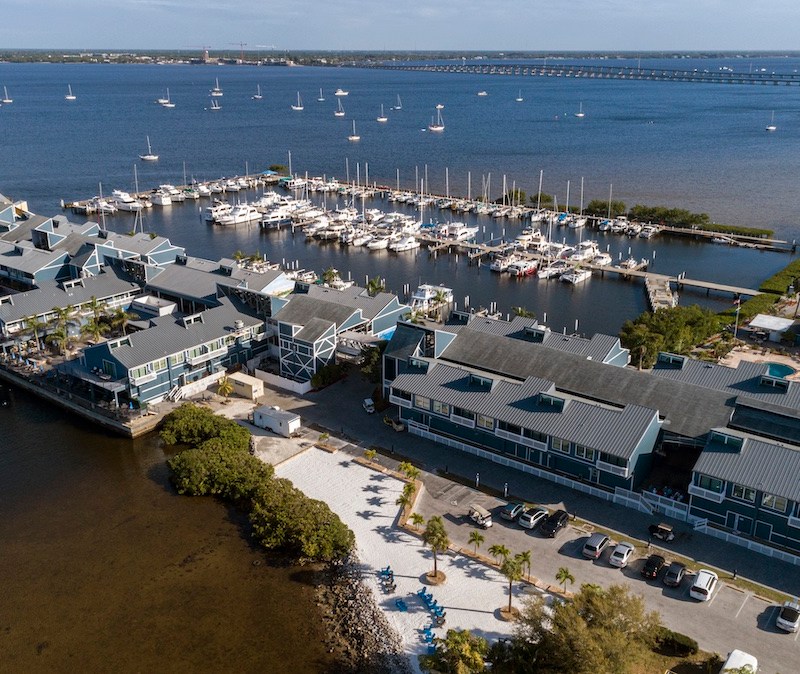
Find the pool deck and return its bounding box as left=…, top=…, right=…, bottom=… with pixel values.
left=719, top=345, right=800, bottom=379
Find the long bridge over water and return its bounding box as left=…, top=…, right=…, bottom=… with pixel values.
left=365, top=62, right=800, bottom=87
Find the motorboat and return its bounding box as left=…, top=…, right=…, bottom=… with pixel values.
left=489, top=253, right=519, bottom=272
left=334, top=88, right=349, bottom=96
left=204, top=200, right=233, bottom=222
left=561, top=268, right=591, bottom=284
left=507, top=259, right=537, bottom=277
left=110, top=190, right=143, bottom=211
left=150, top=191, right=172, bottom=206
left=537, top=259, right=569, bottom=279
left=389, top=235, right=420, bottom=252
left=216, top=203, right=261, bottom=226
left=591, top=252, right=613, bottom=266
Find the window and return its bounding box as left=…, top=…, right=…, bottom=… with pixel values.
left=130, top=365, right=149, bottom=379
left=731, top=484, right=756, bottom=503
left=539, top=393, right=564, bottom=411
left=432, top=400, right=450, bottom=416
left=452, top=406, right=475, bottom=421
left=599, top=452, right=626, bottom=468
left=169, top=353, right=184, bottom=366
left=551, top=438, right=569, bottom=453
left=153, top=358, right=167, bottom=372
left=575, top=445, right=596, bottom=462
left=498, top=420, right=521, bottom=436
left=696, top=474, right=723, bottom=493
left=477, top=414, right=494, bottom=430
left=522, top=428, right=547, bottom=443
left=468, top=373, right=493, bottom=389
left=762, top=493, right=788, bottom=513
left=414, top=395, right=431, bottom=410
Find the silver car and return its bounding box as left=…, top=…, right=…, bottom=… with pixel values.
left=518, top=507, right=548, bottom=530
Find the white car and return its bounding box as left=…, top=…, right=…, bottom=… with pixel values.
left=776, top=600, right=800, bottom=632
left=518, top=507, right=548, bottom=530
left=608, top=542, right=636, bottom=568
left=689, top=569, right=718, bottom=601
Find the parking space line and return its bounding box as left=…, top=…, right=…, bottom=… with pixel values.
left=734, top=593, right=750, bottom=619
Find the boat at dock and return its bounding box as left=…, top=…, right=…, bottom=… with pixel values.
left=410, top=284, right=453, bottom=312
left=389, top=235, right=420, bottom=252
left=561, top=267, right=592, bottom=284
left=489, top=253, right=520, bottom=272
left=537, top=259, right=569, bottom=279
left=216, top=203, right=262, bottom=226
left=507, top=259, right=537, bottom=277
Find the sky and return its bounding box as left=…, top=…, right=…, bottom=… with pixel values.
left=5, top=0, right=800, bottom=52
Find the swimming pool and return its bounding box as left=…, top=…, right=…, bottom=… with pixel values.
left=767, top=362, right=796, bottom=379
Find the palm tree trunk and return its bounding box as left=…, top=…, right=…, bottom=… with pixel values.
left=508, top=579, right=513, bottom=613
left=433, top=550, right=438, bottom=576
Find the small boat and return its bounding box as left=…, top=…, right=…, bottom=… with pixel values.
left=592, top=252, right=613, bottom=266
left=65, top=84, right=76, bottom=101
left=766, top=110, right=777, bottom=132
left=252, top=85, right=263, bottom=100
left=317, top=88, right=325, bottom=102
left=161, top=88, right=175, bottom=108
left=151, top=190, right=172, bottom=206
left=210, top=98, right=221, bottom=111
left=334, top=88, right=349, bottom=97
left=392, top=94, right=402, bottom=110
left=537, top=259, right=569, bottom=279
left=347, top=120, right=360, bottom=142
left=156, top=90, right=169, bottom=104
left=507, top=259, right=537, bottom=277
left=515, top=89, right=523, bottom=102
left=389, top=235, right=420, bottom=252
left=334, top=98, right=345, bottom=117
left=574, top=102, right=585, bottom=118
left=561, top=268, right=591, bottom=284
left=477, top=91, right=488, bottom=97
left=139, top=136, right=159, bottom=162
left=376, top=104, right=388, bottom=123
left=2, top=86, right=12, bottom=104
left=428, top=106, right=445, bottom=132
left=291, top=92, right=303, bottom=111
left=210, top=78, right=223, bottom=97
left=489, top=253, right=518, bottom=272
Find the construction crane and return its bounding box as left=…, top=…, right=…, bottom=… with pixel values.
left=229, top=42, right=247, bottom=63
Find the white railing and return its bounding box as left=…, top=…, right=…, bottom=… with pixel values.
left=613, top=487, right=653, bottom=515
left=130, top=371, right=157, bottom=386
left=598, top=459, right=630, bottom=478
left=389, top=394, right=412, bottom=408
left=788, top=514, right=800, bottom=530
left=688, top=484, right=726, bottom=504
left=694, top=522, right=800, bottom=567
left=450, top=413, right=476, bottom=429
left=188, top=345, right=227, bottom=366
left=495, top=428, right=547, bottom=451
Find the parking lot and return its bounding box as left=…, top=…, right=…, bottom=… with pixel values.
left=413, top=479, right=798, bottom=673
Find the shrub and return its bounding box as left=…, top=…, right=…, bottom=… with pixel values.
left=655, top=626, right=698, bottom=656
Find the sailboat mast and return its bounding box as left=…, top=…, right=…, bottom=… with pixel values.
left=537, top=169, right=543, bottom=212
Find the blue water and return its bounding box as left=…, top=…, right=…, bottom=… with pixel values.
left=0, top=58, right=797, bottom=336
left=767, top=362, right=796, bottom=378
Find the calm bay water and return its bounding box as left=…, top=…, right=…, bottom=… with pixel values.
left=0, top=57, right=798, bottom=670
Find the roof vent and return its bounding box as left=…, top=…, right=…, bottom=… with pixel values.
left=234, top=319, right=244, bottom=330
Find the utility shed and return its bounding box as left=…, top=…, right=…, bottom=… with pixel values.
left=253, top=405, right=301, bottom=437
left=748, top=314, right=795, bottom=343
left=228, top=371, right=264, bottom=400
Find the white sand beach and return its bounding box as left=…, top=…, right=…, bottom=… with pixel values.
left=276, top=447, right=550, bottom=672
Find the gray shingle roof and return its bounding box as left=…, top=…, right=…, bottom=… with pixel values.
left=695, top=430, right=800, bottom=502
left=0, top=214, right=49, bottom=243
left=106, top=296, right=262, bottom=368
left=384, top=323, right=425, bottom=361
left=438, top=329, right=734, bottom=439
left=273, top=294, right=358, bottom=332
left=296, top=317, right=335, bottom=343
left=305, top=284, right=398, bottom=320
left=0, top=241, right=67, bottom=275
left=392, top=362, right=658, bottom=459
left=0, top=267, right=141, bottom=323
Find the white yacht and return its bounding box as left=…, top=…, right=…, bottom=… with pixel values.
left=537, top=259, right=569, bottom=279
left=507, top=259, right=537, bottom=277
left=410, top=284, right=453, bottom=312
left=216, top=203, right=261, bottom=226
left=561, top=268, right=592, bottom=284
left=151, top=191, right=172, bottom=206
left=110, top=190, right=143, bottom=211
left=334, top=88, right=349, bottom=97
left=592, top=252, right=613, bottom=266
left=489, top=253, right=519, bottom=272
left=366, top=235, right=392, bottom=250
left=389, top=235, right=420, bottom=252
left=204, top=200, right=233, bottom=222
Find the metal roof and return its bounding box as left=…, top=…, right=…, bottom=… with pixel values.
left=305, top=284, right=400, bottom=320
left=438, top=329, right=734, bottom=439
left=384, top=323, right=425, bottom=361
left=273, top=294, right=359, bottom=333
left=695, top=429, right=800, bottom=502
left=392, top=362, right=659, bottom=459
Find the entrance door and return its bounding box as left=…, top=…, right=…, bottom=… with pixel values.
left=726, top=512, right=753, bottom=535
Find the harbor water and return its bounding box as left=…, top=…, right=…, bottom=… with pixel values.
left=0, top=57, right=798, bottom=669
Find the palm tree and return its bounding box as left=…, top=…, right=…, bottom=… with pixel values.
left=500, top=555, right=524, bottom=614
left=556, top=566, right=575, bottom=593
left=468, top=530, right=484, bottom=555
left=232, top=249, right=246, bottom=262
left=217, top=375, right=234, bottom=400
left=80, top=316, right=110, bottom=343
left=85, top=295, right=107, bottom=321
left=398, top=461, right=421, bottom=482
left=322, top=266, right=338, bottom=286
left=364, top=448, right=377, bottom=463
left=406, top=308, right=426, bottom=325
left=422, top=515, right=450, bottom=582
left=23, top=314, right=47, bottom=352
left=366, top=275, right=385, bottom=297
left=395, top=492, right=413, bottom=510
left=488, top=544, right=510, bottom=565
left=432, top=289, right=450, bottom=321
left=45, top=326, right=69, bottom=356
left=110, top=306, right=135, bottom=336
left=50, top=304, right=77, bottom=334
left=402, top=481, right=416, bottom=499
left=517, top=549, right=533, bottom=582
left=410, top=513, right=425, bottom=531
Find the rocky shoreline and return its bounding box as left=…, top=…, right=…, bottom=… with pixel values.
left=315, top=554, right=414, bottom=674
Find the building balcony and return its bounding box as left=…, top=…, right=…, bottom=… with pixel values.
left=389, top=394, right=412, bottom=408
left=450, top=413, right=476, bottom=429
left=788, top=514, right=800, bottom=530
left=130, top=371, right=157, bottom=387
left=688, top=484, right=726, bottom=504
left=188, top=346, right=227, bottom=366
left=495, top=428, right=547, bottom=451
left=597, top=459, right=629, bottom=478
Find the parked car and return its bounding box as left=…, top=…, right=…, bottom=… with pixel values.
left=689, top=569, right=718, bottom=601
left=641, top=554, right=666, bottom=579
left=720, top=649, right=758, bottom=673
left=467, top=504, right=493, bottom=528
left=663, top=561, right=687, bottom=587
left=518, top=507, right=548, bottom=530
left=362, top=398, right=376, bottom=414
left=582, top=533, right=611, bottom=560
left=608, top=542, right=636, bottom=568
left=776, top=600, right=800, bottom=632
left=540, top=509, right=569, bottom=537
left=500, top=502, right=527, bottom=521
left=648, top=522, right=675, bottom=542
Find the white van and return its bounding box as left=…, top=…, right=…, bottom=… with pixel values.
left=362, top=398, right=375, bottom=414
left=720, top=649, right=758, bottom=672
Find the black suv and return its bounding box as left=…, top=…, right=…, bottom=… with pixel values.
left=540, top=509, right=569, bottom=537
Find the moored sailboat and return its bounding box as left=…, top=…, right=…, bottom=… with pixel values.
left=139, top=136, right=159, bottom=162
left=291, top=92, right=304, bottom=111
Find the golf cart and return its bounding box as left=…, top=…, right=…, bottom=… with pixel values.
left=648, top=522, right=675, bottom=542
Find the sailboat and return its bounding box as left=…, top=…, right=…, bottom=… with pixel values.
left=139, top=136, right=159, bottom=161
left=428, top=106, right=444, bottom=132
left=2, top=86, right=13, bottom=104
left=252, top=85, right=262, bottom=100
left=515, top=89, right=523, bottom=102
left=574, top=102, right=585, bottom=118
left=291, top=92, right=304, bottom=111
left=65, top=84, right=76, bottom=101
left=156, top=89, right=169, bottom=104
left=334, top=98, right=345, bottom=117
left=392, top=94, right=402, bottom=111
left=210, top=78, right=223, bottom=97
left=766, top=111, right=777, bottom=132
left=210, top=98, right=221, bottom=111
left=317, top=88, right=325, bottom=102
left=376, top=104, right=388, bottom=123
left=161, top=88, right=175, bottom=108
left=348, top=120, right=360, bottom=142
